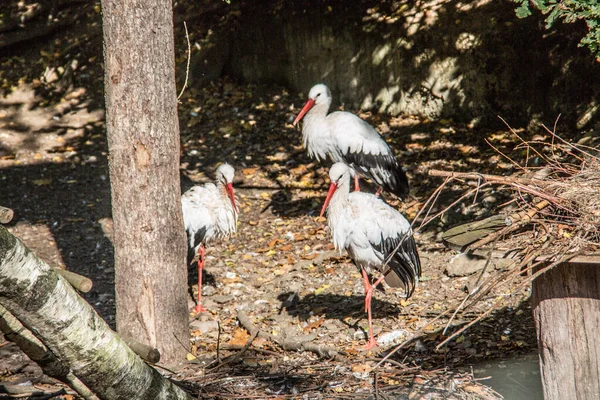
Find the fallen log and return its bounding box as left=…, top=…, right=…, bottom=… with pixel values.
left=0, top=226, right=192, bottom=400
left=0, top=304, right=98, bottom=400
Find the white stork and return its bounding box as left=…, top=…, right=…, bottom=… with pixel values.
left=182, top=163, right=239, bottom=313
left=293, top=83, right=409, bottom=199
left=320, top=162, right=421, bottom=349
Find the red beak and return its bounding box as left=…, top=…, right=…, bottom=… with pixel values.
left=226, top=183, right=238, bottom=213
left=320, top=182, right=337, bottom=217
left=293, top=98, right=316, bottom=126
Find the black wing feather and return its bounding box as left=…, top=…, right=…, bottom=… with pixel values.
left=374, top=232, right=421, bottom=298
left=343, top=151, right=409, bottom=198
left=187, top=226, right=207, bottom=265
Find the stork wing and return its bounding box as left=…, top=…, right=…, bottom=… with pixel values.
left=358, top=194, right=421, bottom=296
left=328, top=111, right=409, bottom=198
left=181, top=185, right=218, bottom=253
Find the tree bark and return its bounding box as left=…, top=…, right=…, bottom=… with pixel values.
left=532, top=261, right=600, bottom=400
left=0, top=227, right=192, bottom=400
left=101, top=0, right=189, bottom=365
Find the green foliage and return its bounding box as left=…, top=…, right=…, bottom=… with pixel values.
left=512, top=0, right=600, bottom=60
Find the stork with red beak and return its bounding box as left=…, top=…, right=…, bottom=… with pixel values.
left=293, top=84, right=409, bottom=199
left=320, top=162, right=421, bottom=349
left=182, top=163, right=239, bottom=313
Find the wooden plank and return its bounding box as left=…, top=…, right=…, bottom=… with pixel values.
left=531, top=262, right=600, bottom=399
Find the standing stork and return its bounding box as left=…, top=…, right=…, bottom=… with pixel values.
left=320, top=162, right=421, bottom=349
left=182, top=163, right=239, bottom=313
left=293, top=83, right=409, bottom=199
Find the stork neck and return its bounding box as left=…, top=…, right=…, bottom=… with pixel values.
left=303, top=101, right=329, bottom=126
left=329, top=178, right=350, bottom=210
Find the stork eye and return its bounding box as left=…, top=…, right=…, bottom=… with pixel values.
left=316, top=93, right=321, bottom=97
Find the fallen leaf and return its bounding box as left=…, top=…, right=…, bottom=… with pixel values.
left=314, top=284, right=330, bottom=295
left=302, top=316, right=325, bottom=332
left=242, top=167, right=257, bottom=176
left=227, top=328, right=250, bottom=346
left=352, top=363, right=371, bottom=373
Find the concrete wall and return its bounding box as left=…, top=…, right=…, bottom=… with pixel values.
left=191, top=0, right=600, bottom=129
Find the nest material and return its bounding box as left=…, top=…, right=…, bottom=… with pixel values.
left=548, top=163, right=600, bottom=229
left=429, top=131, right=600, bottom=255
left=415, top=127, right=600, bottom=351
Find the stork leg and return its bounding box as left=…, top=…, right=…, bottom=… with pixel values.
left=354, top=174, right=361, bottom=192
left=361, top=269, right=387, bottom=350
left=375, top=187, right=382, bottom=197
left=193, top=245, right=208, bottom=313
left=361, top=269, right=385, bottom=350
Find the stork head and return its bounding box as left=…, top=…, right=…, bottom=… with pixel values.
left=293, top=83, right=332, bottom=126
left=320, top=162, right=350, bottom=217
left=216, top=163, right=238, bottom=213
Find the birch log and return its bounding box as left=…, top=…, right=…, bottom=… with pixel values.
left=0, top=226, right=192, bottom=400
left=0, top=304, right=99, bottom=400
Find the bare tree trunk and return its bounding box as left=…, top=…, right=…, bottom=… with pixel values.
left=101, top=0, right=189, bottom=365
left=0, top=227, right=192, bottom=400
left=532, top=261, right=600, bottom=400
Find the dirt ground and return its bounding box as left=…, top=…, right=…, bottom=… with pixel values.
left=1, top=1, right=586, bottom=399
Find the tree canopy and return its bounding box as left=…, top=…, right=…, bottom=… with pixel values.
left=513, top=0, right=600, bottom=60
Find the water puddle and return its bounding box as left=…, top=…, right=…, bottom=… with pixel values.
left=470, top=353, right=543, bottom=399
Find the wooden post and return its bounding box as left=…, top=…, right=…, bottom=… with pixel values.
left=531, top=261, right=600, bottom=399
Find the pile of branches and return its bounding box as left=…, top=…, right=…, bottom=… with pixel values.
left=428, top=120, right=600, bottom=257
left=399, top=119, right=600, bottom=350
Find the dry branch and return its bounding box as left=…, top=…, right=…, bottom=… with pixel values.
left=123, top=337, right=161, bottom=364
left=427, top=169, right=546, bottom=186
left=0, top=206, right=14, bottom=224
left=0, top=226, right=192, bottom=400
left=53, top=267, right=93, bottom=293
left=237, top=310, right=345, bottom=361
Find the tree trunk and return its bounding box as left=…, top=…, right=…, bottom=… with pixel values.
left=0, top=227, right=192, bottom=400
left=101, top=0, right=189, bottom=365
left=531, top=261, right=600, bottom=400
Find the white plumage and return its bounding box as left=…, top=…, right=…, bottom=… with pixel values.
left=294, top=84, right=409, bottom=198
left=182, top=163, right=238, bottom=313
left=321, top=162, right=421, bottom=349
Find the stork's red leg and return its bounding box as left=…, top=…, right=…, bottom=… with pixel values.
left=354, top=174, right=361, bottom=192
left=361, top=269, right=378, bottom=350
left=375, top=187, right=382, bottom=197
left=193, top=246, right=208, bottom=313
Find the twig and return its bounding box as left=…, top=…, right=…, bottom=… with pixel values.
left=412, top=176, right=451, bottom=231
left=427, top=169, right=544, bottom=186
left=541, top=119, right=600, bottom=162
left=435, top=251, right=580, bottom=350
left=443, top=244, right=495, bottom=335
left=177, top=21, right=191, bottom=101
left=216, top=319, right=221, bottom=361
left=484, top=137, right=527, bottom=172
left=207, top=326, right=260, bottom=373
